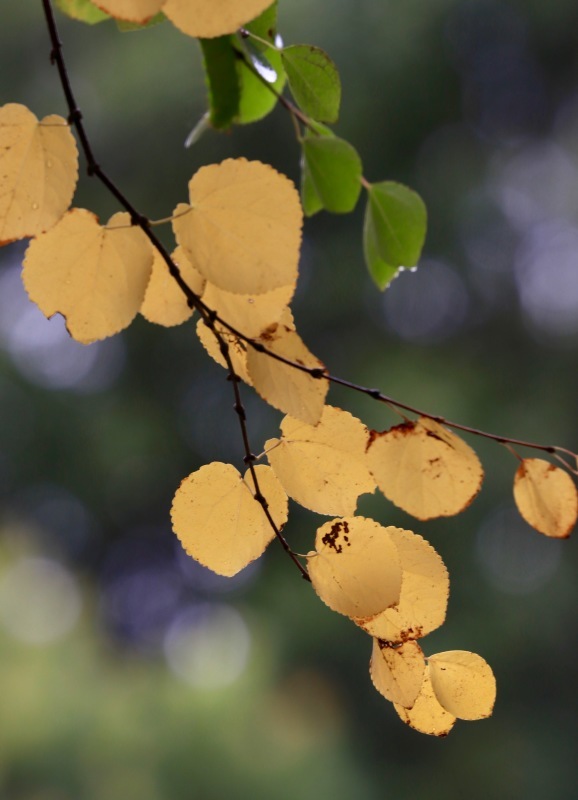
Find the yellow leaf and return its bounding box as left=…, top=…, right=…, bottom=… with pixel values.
left=355, top=527, right=449, bottom=643
left=394, top=668, right=456, bottom=736
left=0, top=104, right=78, bottom=244
left=513, top=458, right=578, bottom=538
left=140, top=245, right=204, bottom=327
left=22, top=209, right=153, bottom=344
left=367, top=416, right=484, bottom=520
left=92, top=0, right=163, bottom=22
left=202, top=281, right=295, bottom=339
left=428, top=650, right=496, bottom=720
left=307, top=517, right=402, bottom=619
left=195, top=318, right=252, bottom=385
left=162, top=0, right=273, bottom=38
left=246, top=321, right=327, bottom=425
left=172, top=159, right=302, bottom=295
left=369, top=639, right=426, bottom=708
left=171, top=462, right=288, bottom=577
left=265, top=406, right=376, bottom=515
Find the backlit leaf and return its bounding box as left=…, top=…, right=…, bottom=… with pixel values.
left=246, top=320, right=327, bottom=425
left=196, top=318, right=252, bottom=385
left=369, top=639, right=426, bottom=708
left=0, top=104, right=78, bottom=244
left=264, top=406, right=376, bottom=515
left=428, top=651, right=496, bottom=721
left=394, top=669, right=456, bottom=736
left=172, top=159, right=302, bottom=295
left=366, top=416, right=484, bottom=520
left=301, top=135, right=362, bottom=214
left=513, top=458, right=578, bottom=538
left=163, top=0, right=273, bottom=39
left=92, top=0, right=163, bottom=22
left=307, top=517, right=402, bottom=619
left=356, top=527, right=449, bottom=642
left=363, top=181, right=427, bottom=289
left=281, top=45, right=341, bottom=123
left=202, top=281, right=294, bottom=339
left=140, top=245, right=204, bottom=327
left=171, top=462, right=288, bottom=577
left=55, top=0, right=110, bottom=23
left=22, top=209, right=153, bottom=344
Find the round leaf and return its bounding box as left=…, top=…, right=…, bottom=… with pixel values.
left=140, top=245, right=204, bottom=327
left=281, top=45, right=341, bottom=123
left=163, top=0, right=273, bottom=39
left=428, top=650, right=496, bottom=721
left=301, top=136, right=362, bottom=214
left=394, top=668, right=456, bottom=736
left=369, top=639, right=426, bottom=708
left=513, top=458, right=578, bottom=538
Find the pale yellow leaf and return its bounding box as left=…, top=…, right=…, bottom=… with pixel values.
left=171, top=462, right=288, bottom=577
left=92, top=0, right=163, bottom=22
left=246, top=321, right=327, bottom=425
left=141, top=245, right=204, bottom=327
left=0, top=104, right=78, bottom=244
left=513, top=458, right=578, bottom=538
left=428, top=650, right=496, bottom=720
left=22, top=209, right=153, bottom=344
left=355, top=527, right=449, bottom=643
left=367, top=416, right=483, bottom=520
left=307, top=517, right=402, bottom=619
left=202, top=281, right=294, bottom=339
left=369, top=639, right=426, bottom=708
left=394, top=668, right=456, bottom=736
left=172, top=159, right=302, bottom=295
left=195, top=318, right=252, bottom=385
left=163, top=0, right=272, bottom=38
left=265, top=406, right=376, bottom=515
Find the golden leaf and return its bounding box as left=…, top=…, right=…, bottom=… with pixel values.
left=513, top=458, right=578, bottom=538
left=202, top=281, right=295, bottom=339
left=355, top=527, right=449, bottom=643
left=162, top=0, right=273, bottom=38
left=141, top=245, right=204, bottom=327
left=195, top=319, right=252, bottom=385
left=172, top=159, right=302, bottom=295
left=428, top=650, right=496, bottom=720
left=393, top=668, right=456, bottom=736
left=171, top=462, right=288, bottom=577
left=369, top=639, right=426, bottom=708
left=366, top=416, right=483, bottom=520
left=246, top=321, right=327, bottom=425
left=265, top=406, right=376, bottom=515
left=22, top=209, right=153, bottom=344
left=307, top=517, right=402, bottom=619
left=92, top=0, right=163, bottom=22
left=0, top=104, right=78, bottom=244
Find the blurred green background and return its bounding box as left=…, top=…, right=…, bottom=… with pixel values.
left=2, top=1, right=578, bottom=798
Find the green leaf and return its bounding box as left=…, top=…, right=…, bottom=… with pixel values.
left=200, top=36, right=241, bottom=130
left=116, top=12, right=166, bottom=31
left=235, top=2, right=286, bottom=124
left=54, top=0, right=109, bottom=24
left=281, top=45, right=341, bottom=123
left=363, top=182, right=427, bottom=290
left=300, top=160, right=324, bottom=217
left=301, top=135, right=362, bottom=214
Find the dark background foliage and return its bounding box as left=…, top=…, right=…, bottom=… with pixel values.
left=1, top=2, right=578, bottom=798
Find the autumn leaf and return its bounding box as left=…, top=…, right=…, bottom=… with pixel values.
left=393, top=668, right=456, bottom=736
left=172, top=159, right=302, bottom=296
left=92, top=0, right=163, bottom=22
left=246, top=319, right=327, bottom=425
left=0, top=104, right=78, bottom=244
left=201, top=280, right=295, bottom=339
left=195, top=318, right=252, bottom=386
left=513, top=458, right=578, bottom=538
left=369, top=639, right=426, bottom=708
left=162, top=0, right=273, bottom=39
left=140, top=244, right=204, bottom=327
left=22, top=209, right=153, bottom=344
left=367, top=416, right=484, bottom=520
left=307, top=517, right=402, bottom=618
left=428, top=650, right=496, bottom=720
left=171, top=462, right=288, bottom=577
left=265, top=406, right=376, bottom=515
left=355, top=527, right=449, bottom=643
